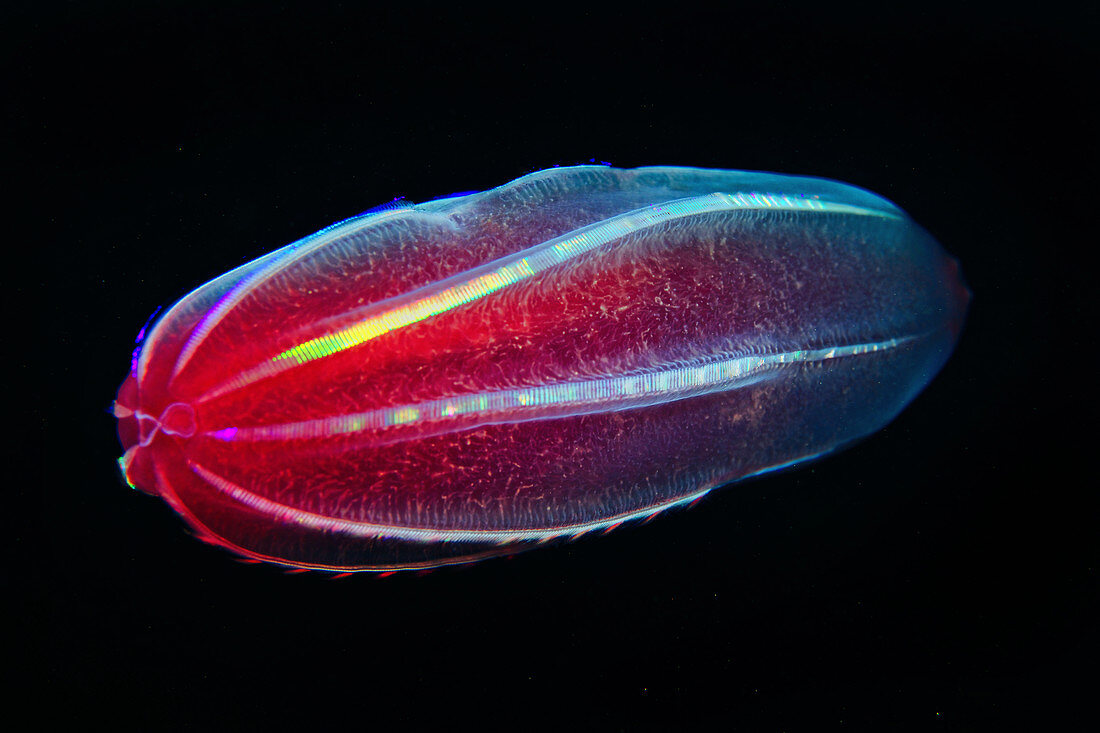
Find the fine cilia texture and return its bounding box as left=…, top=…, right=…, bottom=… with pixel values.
left=114, top=166, right=968, bottom=572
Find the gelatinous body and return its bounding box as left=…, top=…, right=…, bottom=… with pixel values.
left=114, top=166, right=968, bottom=571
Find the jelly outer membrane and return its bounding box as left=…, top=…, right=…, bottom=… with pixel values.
left=114, top=166, right=968, bottom=571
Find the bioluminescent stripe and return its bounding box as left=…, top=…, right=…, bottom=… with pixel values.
left=270, top=193, right=899, bottom=366
left=198, top=192, right=902, bottom=403
left=209, top=336, right=915, bottom=444
left=188, top=460, right=712, bottom=543
left=168, top=206, right=416, bottom=385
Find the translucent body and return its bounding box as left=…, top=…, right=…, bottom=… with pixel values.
left=114, top=166, right=968, bottom=571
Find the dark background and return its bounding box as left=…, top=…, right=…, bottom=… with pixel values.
left=15, top=2, right=1095, bottom=730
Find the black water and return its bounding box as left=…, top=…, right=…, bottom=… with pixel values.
left=18, top=4, right=1095, bottom=730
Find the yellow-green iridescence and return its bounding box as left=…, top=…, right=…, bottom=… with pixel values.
left=269, top=192, right=896, bottom=367
left=272, top=257, right=536, bottom=363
